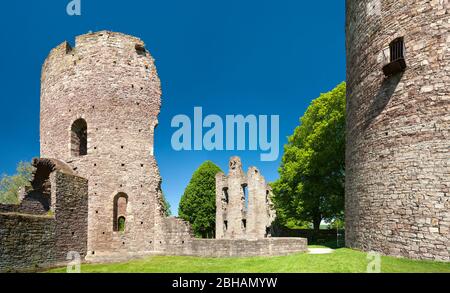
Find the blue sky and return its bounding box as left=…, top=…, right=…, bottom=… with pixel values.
left=0, top=0, right=345, bottom=215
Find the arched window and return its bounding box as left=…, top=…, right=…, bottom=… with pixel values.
left=71, top=119, right=87, bottom=157
left=113, top=192, right=128, bottom=232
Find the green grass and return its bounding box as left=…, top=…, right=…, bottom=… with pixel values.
left=48, top=247, right=450, bottom=273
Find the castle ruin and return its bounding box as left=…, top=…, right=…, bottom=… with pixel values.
left=0, top=31, right=306, bottom=272
left=216, top=157, right=276, bottom=240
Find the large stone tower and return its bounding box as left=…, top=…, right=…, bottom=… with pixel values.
left=346, top=1, right=449, bottom=261
left=40, top=31, right=165, bottom=258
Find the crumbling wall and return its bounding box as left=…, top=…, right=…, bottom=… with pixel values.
left=187, top=238, right=307, bottom=258
left=216, top=157, right=275, bottom=240
left=161, top=237, right=307, bottom=258
left=53, top=171, right=89, bottom=261
left=0, top=204, right=19, bottom=213
left=0, top=170, right=88, bottom=272
left=157, top=217, right=194, bottom=255
left=157, top=217, right=306, bottom=257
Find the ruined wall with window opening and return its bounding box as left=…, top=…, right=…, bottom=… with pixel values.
left=1, top=31, right=307, bottom=271
left=40, top=31, right=166, bottom=259
left=0, top=159, right=88, bottom=271
left=215, top=157, right=276, bottom=240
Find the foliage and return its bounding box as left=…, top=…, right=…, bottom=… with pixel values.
left=161, top=192, right=172, bottom=217
left=178, top=161, right=222, bottom=238
left=0, top=162, right=33, bottom=204
left=272, top=209, right=311, bottom=230
left=328, top=215, right=345, bottom=230
left=272, top=82, right=346, bottom=232
left=48, top=248, right=450, bottom=273
left=283, top=218, right=311, bottom=230
left=118, top=217, right=126, bottom=232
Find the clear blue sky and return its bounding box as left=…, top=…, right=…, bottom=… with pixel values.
left=0, top=0, right=345, bottom=215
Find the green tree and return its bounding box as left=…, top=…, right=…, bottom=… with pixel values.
left=0, top=162, right=33, bottom=204
left=179, top=161, right=222, bottom=238
left=272, top=82, right=346, bottom=236
left=161, top=192, right=172, bottom=217
left=118, top=216, right=126, bottom=232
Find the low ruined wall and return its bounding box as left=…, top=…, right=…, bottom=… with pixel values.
left=0, top=213, right=57, bottom=272
left=188, top=238, right=308, bottom=257
left=17, top=191, right=51, bottom=215
left=0, top=204, right=18, bottom=213
left=53, top=172, right=88, bottom=261
left=0, top=171, right=88, bottom=272
left=157, top=217, right=194, bottom=253
left=157, top=217, right=307, bottom=258
left=161, top=237, right=307, bottom=258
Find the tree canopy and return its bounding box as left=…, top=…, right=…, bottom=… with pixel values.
left=0, top=162, right=33, bottom=204
left=178, top=161, right=222, bottom=238
left=272, top=82, right=346, bottom=232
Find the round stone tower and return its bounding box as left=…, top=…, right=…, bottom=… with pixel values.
left=346, top=1, right=449, bottom=261
left=40, top=31, right=165, bottom=257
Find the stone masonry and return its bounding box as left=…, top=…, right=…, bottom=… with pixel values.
left=346, top=0, right=449, bottom=261
left=215, top=157, right=276, bottom=240
left=40, top=31, right=166, bottom=258
left=0, top=31, right=307, bottom=271
left=0, top=159, right=88, bottom=271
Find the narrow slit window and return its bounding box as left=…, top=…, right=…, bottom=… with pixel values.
left=222, top=187, right=229, bottom=204
left=242, top=184, right=248, bottom=208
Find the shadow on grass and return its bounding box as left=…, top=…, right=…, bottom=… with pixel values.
left=308, top=239, right=345, bottom=249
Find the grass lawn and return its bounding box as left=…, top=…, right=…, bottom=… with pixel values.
left=48, top=247, right=450, bottom=273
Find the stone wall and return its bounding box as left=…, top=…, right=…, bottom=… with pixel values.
left=156, top=217, right=307, bottom=258
left=1, top=32, right=308, bottom=270
left=0, top=213, right=56, bottom=272
left=17, top=191, right=51, bottom=215
left=345, top=0, right=449, bottom=261
left=39, top=31, right=165, bottom=257
left=216, top=157, right=276, bottom=239
left=0, top=204, right=19, bottom=213
left=0, top=171, right=88, bottom=272
left=165, top=238, right=307, bottom=258
left=53, top=171, right=89, bottom=261
left=157, top=217, right=194, bottom=254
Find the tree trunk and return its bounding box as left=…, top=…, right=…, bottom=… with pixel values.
left=312, top=216, right=322, bottom=243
